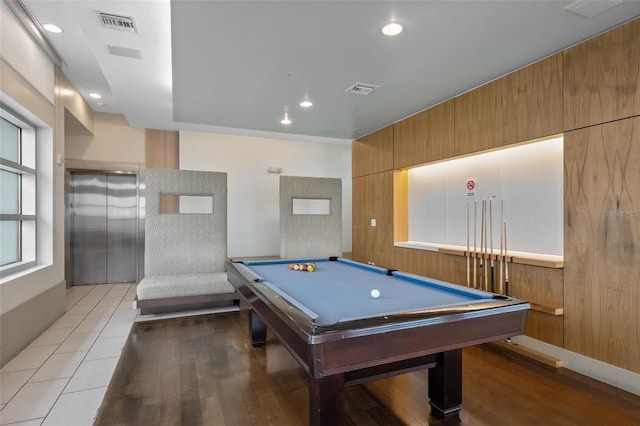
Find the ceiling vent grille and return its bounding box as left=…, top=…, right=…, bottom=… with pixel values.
left=345, top=82, right=380, bottom=95
left=563, top=0, right=621, bottom=19
left=97, top=12, right=138, bottom=33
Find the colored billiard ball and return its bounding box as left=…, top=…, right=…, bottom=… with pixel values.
left=370, top=289, right=380, bottom=299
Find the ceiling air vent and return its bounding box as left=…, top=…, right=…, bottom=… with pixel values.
left=345, top=82, right=380, bottom=96
left=97, top=11, right=138, bottom=33
left=563, top=0, right=621, bottom=19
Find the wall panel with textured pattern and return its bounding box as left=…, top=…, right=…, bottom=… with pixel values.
left=144, top=169, right=227, bottom=276
left=280, top=176, right=342, bottom=258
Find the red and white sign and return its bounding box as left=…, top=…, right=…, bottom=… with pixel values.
left=466, top=178, right=476, bottom=197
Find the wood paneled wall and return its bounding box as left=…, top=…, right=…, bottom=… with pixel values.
left=351, top=126, right=393, bottom=177
left=564, top=116, right=640, bottom=373
left=394, top=100, right=454, bottom=168
left=454, top=53, right=563, bottom=156
left=145, top=129, right=179, bottom=169
left=352, top=18, right=640, bottom=372
left=352, top=171, right=394, bottom=267
left=563, top=19, right=640, bottom=131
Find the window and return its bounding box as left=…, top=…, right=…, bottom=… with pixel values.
left=292, top=198, right=331, bottom=215
left=1, top=112, right=36, bottom=271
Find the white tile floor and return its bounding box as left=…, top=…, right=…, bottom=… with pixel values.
left=0, top=283, right=138, bottom=426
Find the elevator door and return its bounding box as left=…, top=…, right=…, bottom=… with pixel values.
left=70, top=173, right=138, bottom=285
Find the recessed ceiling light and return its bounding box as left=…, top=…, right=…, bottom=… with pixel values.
left=300, top=100, right=313, bottom=108
left=96, top=102, right=106, bottom=106
left=382, top=22, right=403, bottom=36
left=43, top=23, right=63, bottom=33
left=89, top=93, right=102, bottom=99
left=281, top=112, right=291, bottom=125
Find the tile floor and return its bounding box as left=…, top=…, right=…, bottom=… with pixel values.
left=0, top=283, right=138, bottom=426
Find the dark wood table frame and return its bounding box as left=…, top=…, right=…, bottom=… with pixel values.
left=227, top=261, right=529, bottom=425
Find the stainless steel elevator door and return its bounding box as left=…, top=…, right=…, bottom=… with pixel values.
left=70, top=173, right=138, bottom=285
left=106, top=174, right=137, bottom=283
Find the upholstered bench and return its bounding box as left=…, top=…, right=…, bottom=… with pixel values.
left=137, top=169, right=237, bottom=315
left=136, top=272, right=238, bottom=315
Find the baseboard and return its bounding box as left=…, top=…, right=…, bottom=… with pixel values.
left=512, top=335, right=640, bottom=396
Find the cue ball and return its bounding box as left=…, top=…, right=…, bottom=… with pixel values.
left=370, top=289, right=380, bottom=299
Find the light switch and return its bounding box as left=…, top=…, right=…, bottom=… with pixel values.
left=371, top=218, right=376, bottom=227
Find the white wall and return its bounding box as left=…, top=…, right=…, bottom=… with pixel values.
left=180, top=131, right=352, bottom=257
left=408, top=136, right=564, bottom=256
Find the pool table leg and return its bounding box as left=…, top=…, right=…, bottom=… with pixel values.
left=309, top=374, right=345, bottom=426
left=249, top=310, right=267, bottom=347
left=428, top=348, right=462, bottom=418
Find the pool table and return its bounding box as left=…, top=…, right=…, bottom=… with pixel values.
left=226, top=257, right=529, bottom=425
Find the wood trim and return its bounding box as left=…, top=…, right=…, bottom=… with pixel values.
left=65, top=159, right=141, bottom=173
left=530, top=304, right=563, bottom=316
left=435, top=246, right=563, bottom=269
left=393, top=170, right=408, bottom=243
left=491, top=340, right=563, bottom=368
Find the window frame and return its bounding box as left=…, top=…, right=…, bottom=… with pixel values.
left=0, top=111, right=37, bottom=274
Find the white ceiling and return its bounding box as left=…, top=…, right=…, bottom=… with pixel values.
left=21, top=1, right=640, bottom=144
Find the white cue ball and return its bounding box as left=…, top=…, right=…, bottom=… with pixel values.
left=370, top=289, right=380, bottom=299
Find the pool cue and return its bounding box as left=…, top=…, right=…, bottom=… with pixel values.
left=504, top=219, right=509, bottom=296
left=473, top=199, right=477, bottom=288
left=504, top=219, right=511, bottom=343
left=499, top=228, right=503, bottom=295
left=479, top=199, right=485, bottom=290
left=489, top=196, right=495, bottom=293
left=483, top=199, right=488, bottom=291
left=466, top=199, right=470, bottom=287
left=499, top=199, right=504, bottom=294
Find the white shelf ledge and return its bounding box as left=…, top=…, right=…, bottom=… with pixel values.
left=394, top=241, right=564, bottom=269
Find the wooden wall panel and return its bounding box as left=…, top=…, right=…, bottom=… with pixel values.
left=390, top=248, right=466, bottom=286
left=352, top=171, right=394, bottom=267
left=388, top=247, right=562, bottom=345
left=525, top=311, right=563, bottom=347
left=454, top=53, right=563, bottom=156
left=508, top=264, right=564, bottom=310
left=350, top=20, right=640, bottom=367
left=352, top=125, right=394, bottom=178
left=393, top=99, right=454, bottom=169
left=393, top=170, right=408, bottom=243
left=145, top=129, right=179, bottom=169
left=564, top=116, right=640, bottom=373
left=563, top=18, right=640, bottom=131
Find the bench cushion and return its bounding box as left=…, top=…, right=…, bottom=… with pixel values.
left=137, top=273, right=234, bottom=301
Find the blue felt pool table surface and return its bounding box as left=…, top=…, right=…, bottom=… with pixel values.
left=239, top=258, right=494, bottom=326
